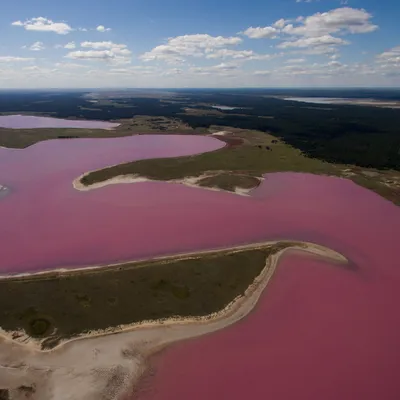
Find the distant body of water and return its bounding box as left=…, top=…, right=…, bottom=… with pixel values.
left=283, top=97, right=344, bottom=104
left=211, top=105, right=241, bottom=111
left=0, top=115, right=120, bottom=130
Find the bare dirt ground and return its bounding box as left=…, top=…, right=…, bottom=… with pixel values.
left=0, top=242, right=346, bottom=400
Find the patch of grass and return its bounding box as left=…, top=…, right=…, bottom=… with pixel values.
left=0, top=245, right=291, bottom=346
left=0, top=117, right=196, bottom=149
left=198, top=173, right=261, bottom=192
left=81, top=141, right=332, bottom=185
left=80, top=128, right=400, bottom=205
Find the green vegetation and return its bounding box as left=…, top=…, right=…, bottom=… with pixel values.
left=1, top=90, right=400, bottom=171
left=197, top=173, right=261, bottom=192
left=0, top=127, right=130, bottom=149
left=81, top=132, right=336, bottom=185
left=0, top=245, right=291, bottom=347
left=0, top=116, right=198, bottom=149
left=1, top=90, right=399, bottom=203
left=80, top=128, right=400, bottom=205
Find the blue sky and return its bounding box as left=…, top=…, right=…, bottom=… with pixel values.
left=0, top=0, right=398, bottom=88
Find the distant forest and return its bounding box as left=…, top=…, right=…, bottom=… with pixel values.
left=0, top=89, right=399, bottom=170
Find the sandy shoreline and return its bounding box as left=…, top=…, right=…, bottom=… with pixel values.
left=0, top=239, right=331, bottom=281
left=73, top=171, right=257, bottom=197
left=0, top=242, right=346, bottom=400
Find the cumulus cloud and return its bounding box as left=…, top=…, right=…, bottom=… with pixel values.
left=81, top=41, right=126, bottom=50
left=12, top=17, right=73, bottom=35
left=206, top=48, right=276, bottom=61
left=96, top=25, right=111, bottom=32
left=65, top=50, right=112, bottom=60
left=66, top=41, right=132, bottom=64
left=375, top=46, right=400, bottom=76
left=376, top=46, right=400, bottom=65
left=242, top=7, right=377, bottom=56
left=24, top=41, right=46, bottom=51
left=282, top=7, right=378, bottom=37
left=242, top=26, right=278, bottom=39
left=278, top=35, right=349, bottom=48
left=64, top=42, right=76, bottom=49
left=140, top=34, right=242, bottom=63
left=273, top=19, right=288, bottom=29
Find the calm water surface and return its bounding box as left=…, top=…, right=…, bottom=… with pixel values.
left=0, top=135, right=399, bottom=399
left=0, top=114, right=120, bottom=129
left=283, top=97, right=345, bottom=104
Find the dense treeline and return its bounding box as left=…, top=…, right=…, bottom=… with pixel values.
left=0, top=89, right=399, bottom=170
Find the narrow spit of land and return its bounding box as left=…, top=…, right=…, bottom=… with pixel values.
left=0, top=241, right=347, bottom=400
left=78, top=127, right=400, bottom=205
left=0, top=242, right=299, bottom=347
left=0, top=115, right=398, bottom=204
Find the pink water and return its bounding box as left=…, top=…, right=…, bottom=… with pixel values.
left=1, top=135, right=400, bottom=399
left=134, top=174, right=400, bottom=400
left=0, top=115, right=120, bottom=129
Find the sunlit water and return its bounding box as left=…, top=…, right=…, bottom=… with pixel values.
left=0, top=135, right=399, bottom=399
left=0, top=114, right=120, bottom=129
left=283, top=97, right=346, bottom=104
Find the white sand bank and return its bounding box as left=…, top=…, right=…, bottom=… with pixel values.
left=73, top=171, right=258, bottom=197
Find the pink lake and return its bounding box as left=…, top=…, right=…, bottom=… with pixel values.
left=0, top=134, right=399, bottom=399
left=0, top=114, right=120, bottom=129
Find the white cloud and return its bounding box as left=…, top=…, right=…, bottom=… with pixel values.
left=376, top=46, right=400, bottom=65
left=22, top=66, right=58, bottom=74
left=81, top=41, right=126, bottom=50
left=189, top=62, right=239, bottom=76
left=206, top=48, right=276, bottom=61
left=291, top=46, right=339, bottom=55
left=161, top=68, right=183, bottom=76
left=265, top=61, right=347, bottom=78
left=12, top=17, right=73, bottom=35
left=23, top=41, right=46, bottom=51
left=285, top=58, right=306, bottom=63
left=242, top=26, right=278, bottom=39
left=282, top=7, right=378, bottom=37
left=279, top=35, right=349, bottom=48
left=54, top=62, right=89, bottom=69
left=0, top=56, right=35, bottom=62
left=273, top=19, right=288, bottom=29
left=66, top=50, right=116, bottom=60
left=108, top=66, right=158, bottom=75
left=140, top=34, right=242, bottom=63
left=242, top=7, right=377, bottom=59
left=96, top=25, right=111, bottom=32
left=66, top=41, right=132, bottom=64
left=64, top=42, right=76, bottom=49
